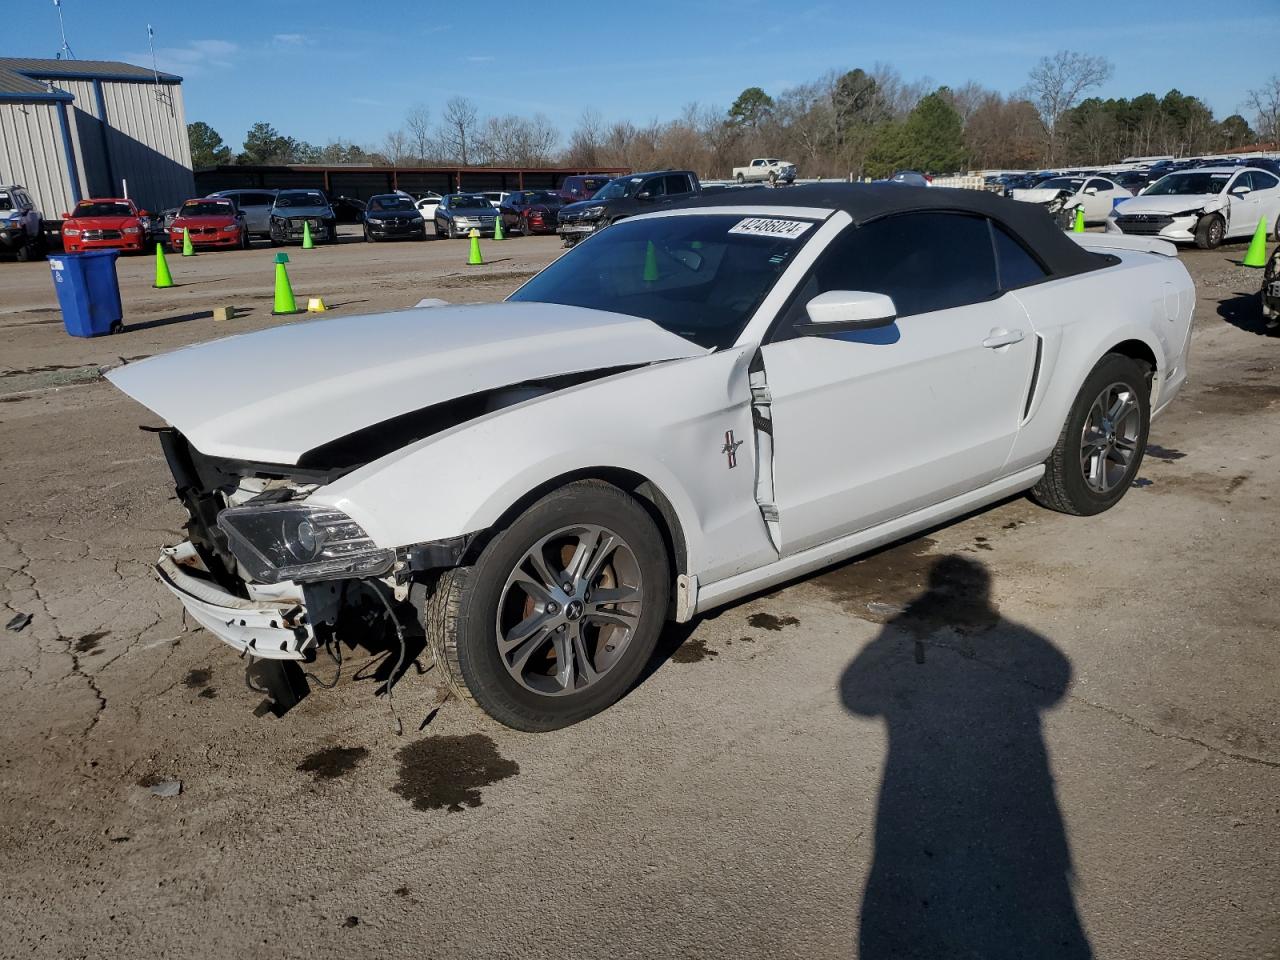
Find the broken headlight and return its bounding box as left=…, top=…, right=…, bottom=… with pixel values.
left=1172, top=209, right=1205, bottom=219
left=217, top=503, right=393, bottom=584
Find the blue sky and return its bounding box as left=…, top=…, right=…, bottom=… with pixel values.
left=10, top=0, right=1277, bottom=151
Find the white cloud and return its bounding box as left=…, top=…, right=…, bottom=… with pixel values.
left=272, top=33, right=309, bottom=46
left=465, top=55, right=495, bottom=63
left=120, top=38, right=239, bottom=77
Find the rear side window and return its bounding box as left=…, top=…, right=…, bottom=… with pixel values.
left=992, top=224, right=1048, bottom=290
left=665, top=174, right=693, bottom=196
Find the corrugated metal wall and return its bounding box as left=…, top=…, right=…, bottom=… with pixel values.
left=0, top=101, right=77, bottom=217
left=95, top=81, right=193, bottom=211
left=48, top=78, right=194, bottom=211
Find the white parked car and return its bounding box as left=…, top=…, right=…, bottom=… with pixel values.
left=1010, top=175, right=1131, bottom=225
left=481, top=191, right=510, bottom=209
left=733, top=159, right=797, bottom=184
left=108, top=185, right=1194, bottom=731
left=1107, top=166, right=1280, bottom=249
left=414, top=191, right=443, bottom=223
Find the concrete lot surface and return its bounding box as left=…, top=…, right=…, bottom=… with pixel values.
left=0, top=232, right=1277, bottom=959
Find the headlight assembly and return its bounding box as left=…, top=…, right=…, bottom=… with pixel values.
left=1172, top=209, right=1205, bottom=219
left=217, top=503, right=394, bottom=584
left=584, top=206, right=605, bottom=217
left=367, top=217, right=384, bottom=225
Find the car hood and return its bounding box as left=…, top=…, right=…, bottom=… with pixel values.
left=561, top=198, right=621, bottom=214
left=106, top=301, right=704, bottom=464
left=1010, top=187, right=1070, bottom=202
left=274, top=206, right=332, bottom=217
left=1111, top=193, right=1221, bottom=216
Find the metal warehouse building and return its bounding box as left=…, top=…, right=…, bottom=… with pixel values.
left=0, top=57, right=194, bottom=219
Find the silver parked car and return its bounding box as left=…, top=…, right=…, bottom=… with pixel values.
left=208, top=189, right=278, bottom=241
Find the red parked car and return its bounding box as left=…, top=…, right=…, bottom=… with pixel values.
left=498, top=190, right=566, bottom=235
left=61, top=198, right=149, bottom=254
left=555, top=175, right=614, bottom=204
left=169, top=197, right=248, bottom=251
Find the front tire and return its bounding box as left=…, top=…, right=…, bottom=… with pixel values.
left=1031, top=353, right=1151, bottom=516
left=424, top=481, right=670, bottom=731
left=1195, top=213, right=1225, bottom=250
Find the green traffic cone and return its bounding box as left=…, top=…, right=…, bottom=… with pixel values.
left=467, top=229, right=483, bottom=265
left=1243, top=217, right=1269, bottom=268
left=643, top=240, right=659, bottom=282
left=272, top=252, right=299, bottom=315
left=493, top=216, right=505, bottom=241
left=302, top=221, right=314, bottom=250
left=153, top=242, right=174, bottom=289
left=182, top=227, right=195, bottom=256
left=1072, top=207, right=1085, bottom=233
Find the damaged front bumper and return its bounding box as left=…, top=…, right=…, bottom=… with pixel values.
left=156, top=542, right=315, bottom=660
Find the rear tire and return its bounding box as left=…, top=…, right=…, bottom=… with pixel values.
left=1031, top=353, right=1150, bottom=516
left=1194, top=213, right=1225, bottom=250
left=423, top=481, right=670, bottom=732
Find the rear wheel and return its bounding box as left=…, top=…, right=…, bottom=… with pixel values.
left=1031, top=353, right=1151, bottom=516
left=424, top=481, right=669, bottom=731
left=736, top=173, right=745, bottom=184
left=1194, top=213, right=1225, bottom=249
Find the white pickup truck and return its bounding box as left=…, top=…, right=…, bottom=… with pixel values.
left=732, top=158, right=797, bottom=184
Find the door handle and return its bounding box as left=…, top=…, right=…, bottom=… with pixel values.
left=982, top=328, right=1025, bottom=349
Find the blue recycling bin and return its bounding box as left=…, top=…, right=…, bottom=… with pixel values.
left=47, top=249, right=124, bottom=337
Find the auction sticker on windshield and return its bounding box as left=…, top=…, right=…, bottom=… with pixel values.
left=728, top=217, right=814, bottom=240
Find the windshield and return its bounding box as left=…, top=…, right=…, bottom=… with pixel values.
left=509, top=214, right=816, bottom=349
left=180, top=201, right=235, bottom=217
left=367, top=196, right=416, bottom=212
left=274, top=191, right=327, bottom=208
left=515, top=191, right=557, bottom=204
left=1037, top=177, right=1085, bottom=192
left=449, top=195, right=490, bottom=208
left=74, top=201, right=135, bottom=217
left=1143, top=172, right=1231, bottom=196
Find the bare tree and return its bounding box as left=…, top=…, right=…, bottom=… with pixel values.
left=440, top=96, right=479, bottom=165
left=380, top=128, right=414, bottom=165
left=1023, top=50, right=1113, bottom=162
left=1246, top=75, right=1280, bottom=145
left=405, top=104, right=433, bottom=163
left=476, top=114, right=561, bottom=166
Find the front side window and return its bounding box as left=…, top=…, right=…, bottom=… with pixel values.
left=796, top=213, right=1000, bottom=321
left=510, top=214, right=817, bottom=349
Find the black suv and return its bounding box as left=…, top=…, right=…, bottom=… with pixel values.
left=557, top=170, right=701, bottom=246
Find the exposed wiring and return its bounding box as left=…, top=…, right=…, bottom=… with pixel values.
left=370, top=582, right=408, bottom=737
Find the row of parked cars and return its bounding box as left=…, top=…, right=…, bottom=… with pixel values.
left=994, top=158, right=1280, bottom=250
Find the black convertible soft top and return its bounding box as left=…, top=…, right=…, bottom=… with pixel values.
left=678, top=183, right=1108, bottom=279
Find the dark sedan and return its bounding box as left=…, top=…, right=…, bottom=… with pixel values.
left=498, top=190, right=566, bottom=235
left=433, top=193, right=499, bottom=239
left=362, top=194, right=426, bottom=241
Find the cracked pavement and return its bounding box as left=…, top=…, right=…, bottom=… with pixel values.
left=0, top=237, right=1277, bottom=959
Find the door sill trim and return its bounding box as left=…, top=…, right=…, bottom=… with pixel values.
left=692, top=465, right=1044, bottom=615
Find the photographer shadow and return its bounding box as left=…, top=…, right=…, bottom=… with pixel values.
left=840, top=555, right=1092, bottom=959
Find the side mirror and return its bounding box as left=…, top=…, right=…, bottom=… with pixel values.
left=138, top=209, right=149, bottom=217
left=796, top=291, right=898, bottom=335
left=636, top=191, right=652, bottom=201
left=1232, top=185, right=1252, bottom=195
left=1084, top=187, right=1098, bottom=195
left=61, top=212, right=70, bottom=219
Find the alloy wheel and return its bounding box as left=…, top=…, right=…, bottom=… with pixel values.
left=1080, top=382, right=1141, bottom=493
left=495, top=524, right=643, bottom=697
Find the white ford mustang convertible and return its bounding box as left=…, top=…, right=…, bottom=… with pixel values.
left=109, top=185, right=1194, bottom=730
